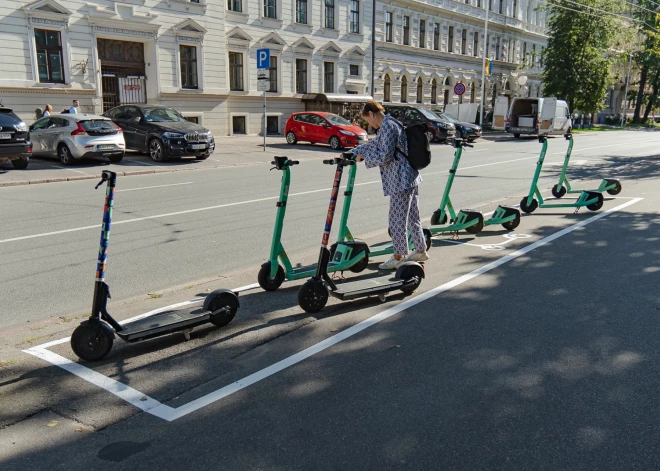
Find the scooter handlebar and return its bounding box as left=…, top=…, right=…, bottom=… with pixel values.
left=323, top=158, right=356, bottom=166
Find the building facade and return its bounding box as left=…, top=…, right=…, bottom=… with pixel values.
left=0, top=0, right=372, bottom=135
left=372, top=0, right=548, bottom=119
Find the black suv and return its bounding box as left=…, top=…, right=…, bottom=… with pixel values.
left=0, top=107, right=31, bottom=169
left=103, top=105, right=215, bottom=162
left=433, top=111, right=482, bottom=142
left=382, top=104, right=455, bottom=143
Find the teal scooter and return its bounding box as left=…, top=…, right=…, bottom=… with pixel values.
left=258, top=157, right=369, bottom=291
left=551, top=133, right=622, bottom=198
left=520, top=135, right=604, bottom=213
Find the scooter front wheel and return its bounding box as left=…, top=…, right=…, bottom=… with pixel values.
left=431, top=210, right=448, bottom=226
left=397, top=262, right=425, bottom=295
left=298, top=279, right=328, bottom=313
left=71, top=323, right=113, bottom=362
left=423, top=228, right=432, bottom=251
left=551, top=184, right=567, bottom=199
left=520, top=197, right=538, bottom=214
left=258, top=263, right=285, bottom=291
left=205, top=290, right=239, bottom=327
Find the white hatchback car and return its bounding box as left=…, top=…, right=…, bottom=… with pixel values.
left=29, top=114, right=125, bottom=165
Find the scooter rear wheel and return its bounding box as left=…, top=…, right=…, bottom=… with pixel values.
left=586, top=193, right=604, bottom=211
left=206, top=291, right=239, bottom=327
left=298, top=280, right=328, bottom=313
left=465, top=213, right=485, bottom=234
left=71, top=323, right=114, bottom=362
left=349, top=253, right=369, bottom=273
left=258, top=263, right=285, bottom=291
left=551, top=184, right=567, bottom=199
left=502, top=211, right=521, bottom=231
left=607, top=182, right=622, bottom=195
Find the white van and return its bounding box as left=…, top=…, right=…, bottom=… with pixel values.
left=492, top=96, right=572, bottom=137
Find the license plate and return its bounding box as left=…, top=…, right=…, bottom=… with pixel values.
left=97, top=145, right=115, bottom=150
left=0, top=133, right=11, bottom=139
left=191, top=144, right=207, bottom=150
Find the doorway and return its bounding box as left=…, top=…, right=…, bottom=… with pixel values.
left=98, top=38, right=147, bottom=112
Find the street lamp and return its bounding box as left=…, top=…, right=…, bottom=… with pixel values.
left=479, top=0, right=490, bottom=128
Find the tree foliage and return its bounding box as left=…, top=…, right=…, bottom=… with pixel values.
left=632, top=6, right=660, bottom=123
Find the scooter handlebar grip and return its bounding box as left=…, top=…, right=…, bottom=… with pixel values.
left=290, top=160, right=299, bottom=165
left=322, top=159, right=336, bottom=165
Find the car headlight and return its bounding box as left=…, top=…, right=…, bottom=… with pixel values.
left=207, top=132, right=213, bottom=140
left=435, top=122, right=448, bottom=129
left=163, top=132, right=184, bottom=138
left=14, top=122, right=28, bottom=132
left=339, top=130, right=355, bottom=136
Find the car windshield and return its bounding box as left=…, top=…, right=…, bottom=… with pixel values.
left=436, top=113, right=457, bottom=123
left=325, top=114, right=352, bottom=126
left=419, top=108, right=440, bottom=120
left=142, top=108, right=187, bottom=123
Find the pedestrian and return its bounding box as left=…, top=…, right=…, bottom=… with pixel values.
left=42, top=104, right=53, bottom=117
left=350, top=100, right=428, bottom=269
left=68, top=99, right=79, bottom=114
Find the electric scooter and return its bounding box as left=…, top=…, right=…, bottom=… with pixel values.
left=259, top=156, right=431, bottom=291
left=70, top=171, right=239, bottom=362
left=550, top=133, right=622, bottom=198
left=520, top=135, right=604, bottom=214
left=297, top=154, right=425, bottom=314
left=428, top=139, right=486, bottom=236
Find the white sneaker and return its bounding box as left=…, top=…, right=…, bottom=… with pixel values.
left=406, top=251, right=430, bottom=262
left=379, top=256, right=403, bottom=270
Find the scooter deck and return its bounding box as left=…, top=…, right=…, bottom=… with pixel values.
left=116, top=306, right=213, bottom=342
left=288, top=260, right=362, bottom=280
left=330, top=274, right=407, bottom=300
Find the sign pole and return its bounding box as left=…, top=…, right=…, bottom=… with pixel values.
left=256, top=47, right=271, bottom=152
left=479, top=0, right=490, bottom=128
left=263, top=89, right=267, bottom=151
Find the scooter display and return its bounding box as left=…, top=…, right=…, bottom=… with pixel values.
left=70, top=171, right=239, bottom=362
left=297, top=154, right=425, bottom=314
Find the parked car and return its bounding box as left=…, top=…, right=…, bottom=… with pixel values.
left=0, top=107, right=31, bottom=169
left=104, top=105, right=214, bottom=161
left=382, top=104, right=455, bottom=143
left=285, top=112, right=368, bottom=150
left=492, top=96, right=572, bottom=137
left=29, top=114, right=124, bottom=165
left=433, top=112, right=482, bottom=142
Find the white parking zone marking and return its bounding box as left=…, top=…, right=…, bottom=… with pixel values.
left=440, top=233, right=532, bottom=251
left=22, top=198, right=642, bottom=421
left=49, top=165, right=90, bottom=175
left=117, top=182, right=193, bottom=192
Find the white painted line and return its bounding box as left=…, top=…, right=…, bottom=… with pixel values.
left=117, top=182, right=193, bottom=192
left=49, top=165, right=89, bottom=175
left=125, top=159, right=165, bottom=169
left=24, top=197, right=641, bottom=421
left=551, top=139, right=660, bottom=154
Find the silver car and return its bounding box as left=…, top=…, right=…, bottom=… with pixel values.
left=29, top=114, right=125, bottom=165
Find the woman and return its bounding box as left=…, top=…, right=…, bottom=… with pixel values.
left=350, top=100, right=429, bottom=270
left=42, top=104, right=53, bottom=117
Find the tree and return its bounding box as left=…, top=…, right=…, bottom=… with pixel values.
left=632, top=6, right=660, bottom=123
left=542, top=0, right=625, bottom=114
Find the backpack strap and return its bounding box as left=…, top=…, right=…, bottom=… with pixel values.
left=390, top=118, right=408, bottom=159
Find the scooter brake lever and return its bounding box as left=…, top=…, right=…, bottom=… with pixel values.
left=95, top=179, right=105, bottom=189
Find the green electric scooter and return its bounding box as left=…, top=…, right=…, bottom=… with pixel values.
left=428, top=139, right=485, bottom=236
left=258, top=157, right=369, bottom=291
left=520, top=135, right=604, bottom=214
left=550, top=133, right=622, bottom=199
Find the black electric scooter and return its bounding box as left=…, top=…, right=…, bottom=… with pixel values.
left=297, top=154, right=425, bottom=313
left=70, top=171, right=240, bottom=362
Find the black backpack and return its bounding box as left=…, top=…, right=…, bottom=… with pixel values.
left=392, top=120, right=432, bottom=170
left=61, top=108, right=70, bottom=114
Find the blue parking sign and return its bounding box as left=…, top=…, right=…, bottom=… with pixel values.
left=257, top=49, right=270, bottom=69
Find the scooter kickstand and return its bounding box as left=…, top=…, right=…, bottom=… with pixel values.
left=378, top=294, right=387, bottom=302
left=182, top=328, right=193, bottom=341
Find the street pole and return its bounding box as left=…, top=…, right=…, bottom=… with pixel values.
left=620, top=41, right=635, bottom=128
left=479, top=0, right=490, bottom=127
left=263, top=89, right=267, bottom=151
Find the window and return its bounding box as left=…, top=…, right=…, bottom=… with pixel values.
left=416, top=77, right=423, bottom=103
left=461, top=29, right=467, bottom=54
left=350, top=0, right=360, bottom=33
left=185, top=116, right=199, bottom=124
left=431, top=79, right=437, bottom=104
left=384, top=75, right=391, bottom=102
left=403, top=16, right=410, bottom=45
left=296, top=59, right=307, bottom=93
left=264, top=0, right=276, bottom=18
left=471, top=82, right=476, bottom=103
left=477, top=0, right=481, bottom=7
left=522, top=41, right=527, bottom=63
left=419, top=20, right=426, bottom=48
left=509, top=39, right=514, bottom=62
left=232, top=116, right=246, bottom=134
left=499, top=0, right=504, bottom=14
left=433, top=23, right=440, bottom=50
left=35, top=29, right=64, bottom=83
left=229, top=52, right=243, bottom=91
left=474, top=32, right=479, bottom=57
left=495, top=36, right=500, bottom=60
left=448, top=26, right=454, bottom=53
left=227, top=0, right=241, bottom=12
left=325, top=0, right=335, bottom=29
left=532, top=44, right=537, bottom=66
left=296, top=0, right=307, bottom=23
left=268, top=56, right=277, bottom=92
left=512, top=0, right=517, bottom=17
left=180, top=45, right=198, bottom=89
left=486, top=35, right=490, bottom=58
left=385, top=12, right=393, bottom=42
left=444, top=89, right=450, bottom=105
left=324, top=62, right=334, bottom=93
left=350, top=64, right=359, bottom=76
left=267, top=116, right=279, bottom=134
left=401, top=76, right=408, bottom=103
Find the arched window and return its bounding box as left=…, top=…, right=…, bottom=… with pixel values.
left=491, top=83, right=498, bottom=108
left=401, top=76, right=408, bottom=103
left=431, top=79, right=438, bottom=104
left=384, top=74, right=391, bottom=102
left=416, top=77, right=424, bottom=103
left=470, top=82, right=476, bottom=103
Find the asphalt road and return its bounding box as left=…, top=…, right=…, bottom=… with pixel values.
left=1, top=131, right=658, bottom=327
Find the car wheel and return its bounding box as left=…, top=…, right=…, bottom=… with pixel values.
left=329, top=136, right=342, bottom=150
left=58, top=144, right=74, bottom=166
left=108, top=154, right=123, bottom=164
left=513, top=133, right=521, bottom=138
left=11, top=156, right=29, bottom=170
left=149, top=138, right=166, bottom=162
left=286, top=131, right=297, bottom=145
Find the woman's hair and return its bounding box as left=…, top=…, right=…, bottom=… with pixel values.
left=361, top=100, right=385, bottom=117
left=45, top=104, right=53, bottom=111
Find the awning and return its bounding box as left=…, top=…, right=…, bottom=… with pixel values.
left=301, top=93, right=373, bottom=103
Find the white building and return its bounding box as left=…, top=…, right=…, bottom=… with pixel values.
left=372, top=0, right=548, bottom=119
left=0, top=0, right=372, bottom=135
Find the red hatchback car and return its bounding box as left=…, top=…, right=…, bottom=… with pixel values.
left=285, top=112, right=368, bottom=150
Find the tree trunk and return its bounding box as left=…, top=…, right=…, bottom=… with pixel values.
left=642, top=70, right=660, bottom=123
left=633, top=65, right=648, bottom=123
